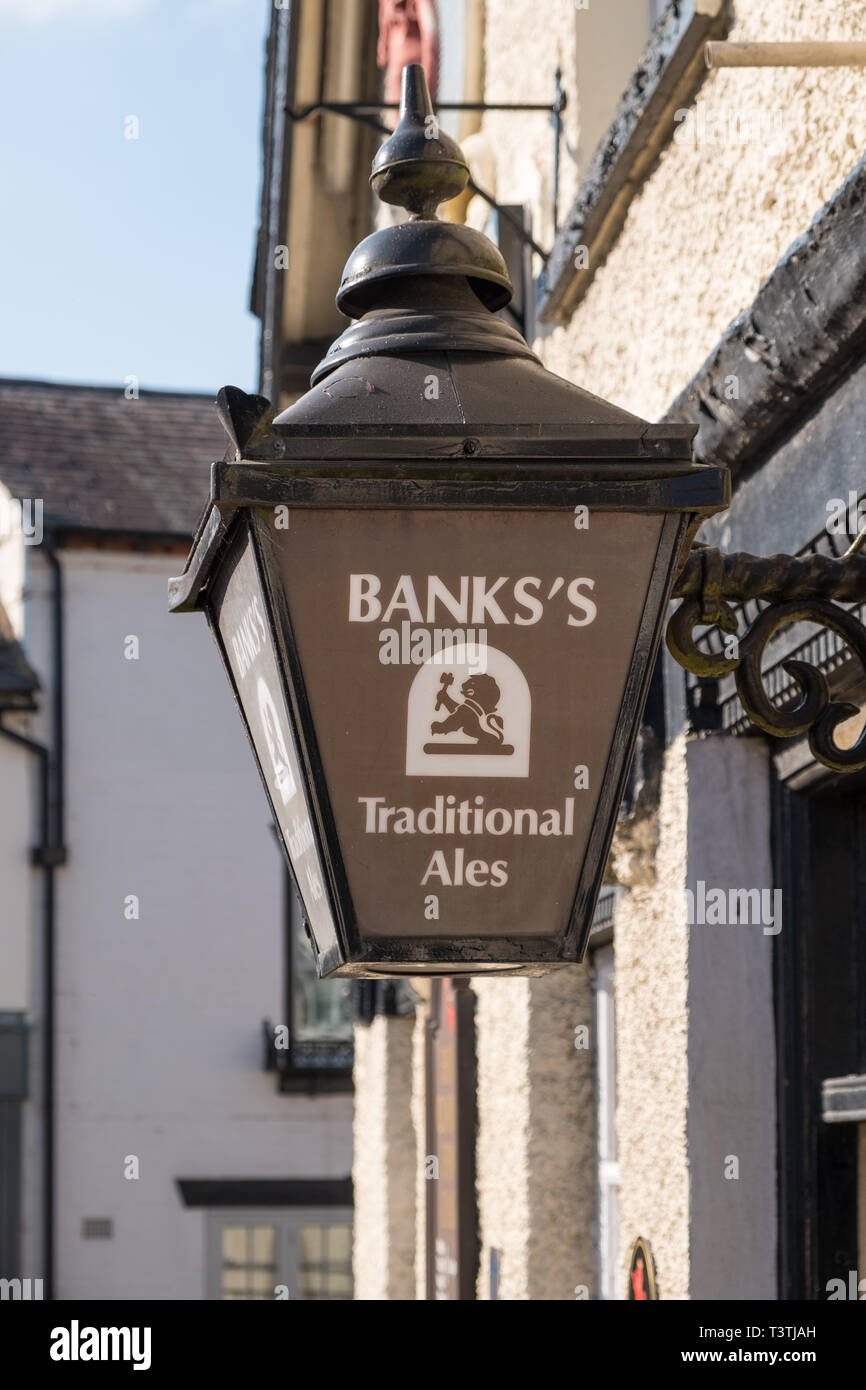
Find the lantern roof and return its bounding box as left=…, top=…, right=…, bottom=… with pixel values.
left=273, top=63, right=692, bottom=452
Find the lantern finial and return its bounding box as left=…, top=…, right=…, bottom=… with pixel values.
left=370, top=63, right=470, bottom=218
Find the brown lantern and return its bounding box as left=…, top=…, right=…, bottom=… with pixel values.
left=170, top=65, right=728, bottom=977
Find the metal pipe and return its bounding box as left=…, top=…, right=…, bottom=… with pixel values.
left=289, top=99, right=558, bottom=118
left=44, top=539, right=65, bottom=852
left=293, top=101, right=550, bottom=263
left=286, top=89, right=565, bottom=262
left=552, top=67, right=564, bottom=238
left=706, top=41, right=866, bottom=70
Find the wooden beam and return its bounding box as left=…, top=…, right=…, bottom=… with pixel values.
left=706, top=40, right=866, bottom=69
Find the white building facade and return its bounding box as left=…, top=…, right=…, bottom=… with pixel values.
left=0, top=379, right=353, bottom=1301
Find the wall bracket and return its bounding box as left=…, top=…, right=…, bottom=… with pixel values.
left=669, top=545, right=866, bottom=772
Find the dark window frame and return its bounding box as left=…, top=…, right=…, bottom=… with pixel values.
left=772, top=762, right=866, bottom=1298
left=263, top=862, right=353, bottom=1095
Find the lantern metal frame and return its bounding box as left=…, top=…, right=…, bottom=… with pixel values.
left=170, top=391, right=728, bottom=975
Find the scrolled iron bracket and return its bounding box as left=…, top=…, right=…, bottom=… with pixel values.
left=668, top=546, right=866, bottom=772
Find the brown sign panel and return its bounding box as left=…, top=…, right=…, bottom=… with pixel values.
left=209, top=525, right=339, bottom=965
left=260, top=506, right=663, bottom=945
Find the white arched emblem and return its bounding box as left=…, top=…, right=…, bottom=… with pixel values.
left=406, top=643, right=530, bottom=777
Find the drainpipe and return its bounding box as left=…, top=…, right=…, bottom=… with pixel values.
left=0, top=533, right=66, bottom=1301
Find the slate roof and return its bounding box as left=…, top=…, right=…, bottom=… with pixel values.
left=0, top=379, right=228, bottom=537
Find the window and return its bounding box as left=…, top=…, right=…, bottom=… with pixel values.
left=482, top=205, right=534, bottom=343
left=298, top=1222, right=353, bottom=1300
left=208, top=1209, right=353, bottom=1301
left=289, top=879, right=353, bottom=1069
left=220, top=1224, right=277, bottom=1301
left=574, top=0, right=665, bottom=182
left=264, top=869, right=353, bottom=1089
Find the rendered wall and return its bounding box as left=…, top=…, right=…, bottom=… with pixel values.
left=474, top=969, right=597, bottom=1300
left=352, top=1014, right=416, bottom=1300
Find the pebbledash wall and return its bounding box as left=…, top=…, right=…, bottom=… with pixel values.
left=475, top=0, right=866, bottom=1301
left=467, top=0, right=866, bottom=1300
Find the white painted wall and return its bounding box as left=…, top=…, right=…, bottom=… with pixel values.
left=17, top=548, right=351, bottom=1300
left=0, top=739, right=34, bottom=1012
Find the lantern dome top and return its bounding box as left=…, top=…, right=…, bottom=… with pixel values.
left=335, top=64, right=512, bottom=319
left=370, top=63, right=469, bottom=217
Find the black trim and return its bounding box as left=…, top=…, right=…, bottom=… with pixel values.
left=773, top=768, right=866, bottom=1298
left=771, top=770, right=809, bottom=1301
left=0, top=1102, right=22, bottom=1278
left=216, top=468, right=726, bottom=510
left=205, top=521, right=344, bottom=973
left=273, top=864, right=353, bottom=1093
left=251, top=519, right=358, bottom=976
left=176, top=1178, right=353, bottom=1209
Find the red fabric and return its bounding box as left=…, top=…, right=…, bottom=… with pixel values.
left=378, top=0, right=440, bottom=122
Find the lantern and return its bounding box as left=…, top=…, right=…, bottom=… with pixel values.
left=170, top=65, right=728, bottom=976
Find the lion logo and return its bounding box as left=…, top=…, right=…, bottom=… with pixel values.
left=425, top=671, right=514, bottom=755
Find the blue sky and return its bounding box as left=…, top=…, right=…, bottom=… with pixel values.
left=0, top=0, right=269, bottom=394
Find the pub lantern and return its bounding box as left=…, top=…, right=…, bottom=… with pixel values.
left=169, top=65, right=729, bottom=978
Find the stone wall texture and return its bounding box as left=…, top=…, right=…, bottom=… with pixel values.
left=352, top=1016, right=416, bottom=1299
left=474, top=976, right=532, bottom=1298
left=474, top=968, right=596, bottom=1299
left=614, top=735, right=691, bottom=1300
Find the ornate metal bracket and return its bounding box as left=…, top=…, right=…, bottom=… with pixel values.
left=668, top=546, right=866, bottom=772
left=287, top=70, right=565, bottom=255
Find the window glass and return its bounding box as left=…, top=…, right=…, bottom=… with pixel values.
left=290, top=884, right=353, bottom=1068
left=210, top=1211, right=354, bottom=1301
left=220, top=1223, right=277, bottom=1300
left=575, top=1, right=662, bottom=180
left=299, top=1222, right=353, bottom=1300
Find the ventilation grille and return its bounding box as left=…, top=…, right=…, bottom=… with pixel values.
left=81, top=1217, right=113, bottom=1239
